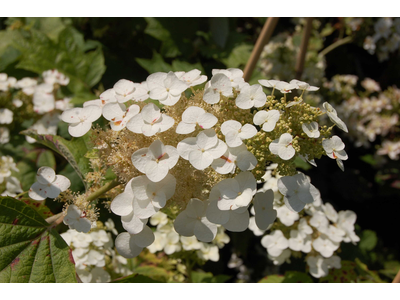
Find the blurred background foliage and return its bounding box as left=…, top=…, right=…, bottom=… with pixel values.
left=1, top=16, right=399, bottom=282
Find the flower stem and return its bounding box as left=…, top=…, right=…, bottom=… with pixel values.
left=319, top=36, right=353, bottom=58
left=85, top=178, right=122, bottom=204
left=16, top=191, right=29, bottom=198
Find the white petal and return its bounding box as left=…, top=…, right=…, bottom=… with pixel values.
left=115, top=232, right=143, bottom=258
left=194, top=218, right=217, bottom=242
left=111, top=192, right=134, bottom=216
left=132, top=226, right=155, bottom=247
left=121, top=212, right=147, bottom=235
left=68, top=121, right=92, bottom=137
left=223, top=209, right=249, bottom=232
left=36, top=166, right=56, bottom=184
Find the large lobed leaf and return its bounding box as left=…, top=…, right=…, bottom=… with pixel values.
left=0, top=196, right=77, bottom=283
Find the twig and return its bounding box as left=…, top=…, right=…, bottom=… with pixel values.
left=295, top=17, right=313, bottom=80
left=318, top=35, right=353, bottom=58
left=85, top=178, right=121, bottom=204
left=243, top=17, right=279, bottom=82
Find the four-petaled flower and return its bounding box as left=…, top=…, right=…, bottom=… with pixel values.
left=29, top=166, right=71, bottom=201
left=61, top=105, right=102, bottom=137
left=63, top=204, right=92, bottom=233
left=269, top=133, right=296, bottom=160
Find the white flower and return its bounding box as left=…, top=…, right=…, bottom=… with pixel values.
left=42, top=69, right=69, bottom=86
left=268, top=248, right=292, bottom=266
left=33, top=83, right=55, bottom=114
left=298, top=218, right=313, bottom=236
left=248, top=216, right=266, bottom=236
left=307, top=255, right=329, bottom=278
left=290, top=79, right=319, bottom=92
left=235, top=84, right=266, bottom=109
left=147, top=231, right=167, bottom=253
left=110, top=104, right=141, bottom=131
left=312, top=235, right=339, bottom=258
left=261, top=230, right=289, bottom=257
left=174, top=198, right=218, bottom=242
left=176, top=106, right=217, bottom=134
left=203, top=73, right=233, bottom=104
left=26, top=113, right=60, bottom=144
left=16, top=77, right=37, bottom=95
left=277, top=172, right=318, bottom=212
left=252, top=190, right=277, bottom=230
left=178, top=69, right=207, bottom=87
left=206, top=185, right=250, bottom=232
left=288, top=230, right=307, bottom=252
left=322, top=135, right=348, bottom=171
left=212, top=68, right=245, bottom=89
left=131, top=140, right=179, bottom=183
left=276, top=205, right=299, bottom=226
left=253, top=110, right=280, bottom=132
left=90, top=230, right=111, bottom=247
left=197, top=243, right=219, bottom=262
left=322, top=135, right=348, bottom=160
left=275, top=81, right=298, bottom=93
left=269, top=133, right=295, bottom=160
left=216, top=171, right=257, bottom=211
left=147, top=72, right=188, bottom=106
left=0, top=108, right=13, bottom=124
left=177, top=129, right=227, bottom=170
left=0, top=127, right=10, bottom=144
left=337, top=210, right=360, bottom=244
left=322, top=203, right=338, bottom=223
left=180, top=236, right=202, bottom=251
left=320, top=225, right=345, bottom=243
left=12, top=99, right=23, bottom=108
left=302, top=122, right=320, bottom=138
left=131, top=174, right=176, bottom=216
left=221, top=120, right=257, bottom=147
left=258, top=79, right=284, bottom=90
left=150, top=211, right=169, bottom=227
left=63, top=205, right=92, bottom=233
left=211, top=144, right=257, bottom=174
left=213, top=226, right=230, bottom=248
left=126, top=103, right=174, bottom=136
left=115, top=226, right=155, bottom=258
left=61, top=106, right=102, bottom=137
left=322, top=102, right=348, bottom=133
left=28, top=166, right=71, bottom=201
left=309, top=211, right=329, bottom=229
left=110, top=179, right=148, bottom=234
left=113, top=79, right=136, bottom=103
left=164, top=230, right=182, bottom=254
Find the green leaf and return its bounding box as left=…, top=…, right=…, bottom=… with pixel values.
left=111, top=273, right=162, bottom=283
left=136, top=52, right=172, bottom=74
left=171, top=60, right=204, bottom=73
left=220, top=44, right=252, bottom=68
left=359, top=229, right=378, bottom=252
left=21, top=129, right=91, bottom=189
left=36, top=150, right=56, bottom=169
left=133, top=266, right=170, bottom=282
left=191, top=271, right=231, bottom=283
left=0, top=196, right=77, bottom=283
left=294, top=156, right=312, bottom=171
left=0, top=45, right=21, bottom=72
left=258, top=274, right=284, bottom=283
left=355, top=258, right=385, bottom=283
left=282, top=271, right=313, bottom=283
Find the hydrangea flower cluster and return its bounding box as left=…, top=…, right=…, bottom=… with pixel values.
left=61, top=219, right=131, bottom=283
left=363, top=17, right=400, bottom=62
left=0, top=155, right=22, bottom=197
left=59, top=67, right=350, bottom=265
left=324, top=75, right=400, bottom=160
left=146, top=211, right=229, bottom=262
left=0, top=70, right=72, bottom=145
left=249, top=163, right=359, bottom=279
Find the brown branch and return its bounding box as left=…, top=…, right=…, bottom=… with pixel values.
left=392, top=268, right=400, bottom=283
left=295, top=17, right=313, bottom=80
left=243, top=17, right=279, bottom=82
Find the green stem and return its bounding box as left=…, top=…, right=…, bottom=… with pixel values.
left=16, top=191, right=29, bottom=198
left=319, top=36, right=353, bottom=57
left=85, top=178, right=121, bottom=204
